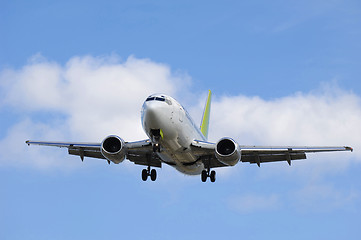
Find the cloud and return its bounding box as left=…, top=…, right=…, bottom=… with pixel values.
left=210, top=85, right=360, bottom=154
left=0, top=54, right=360, bottom=174
left=0, top=54, right=189, bottom=168
left=1, top=54, right=190, bottom=139
left=0, top=119, right=75, bottom=169
left=208, top=85, right=361, bottom=179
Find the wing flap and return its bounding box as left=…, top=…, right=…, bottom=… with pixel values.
left=68, top=148, right=105, bottom=160
left=127, top=153, right=162, bottom=168
left=242, top=152, right=306, bottom=164
left=240, top=146, right=351, bottom=166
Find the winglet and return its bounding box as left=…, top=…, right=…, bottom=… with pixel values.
left=345, top=146, right=353, bottom=152
left=200, top=90, right=212, bottom=140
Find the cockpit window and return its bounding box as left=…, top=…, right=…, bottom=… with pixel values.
left=146, top=96, right=166, bottom=102
left=155, top=97, right=165, bottom=101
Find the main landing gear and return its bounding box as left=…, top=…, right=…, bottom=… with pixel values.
left=142, top=166, right=157, bottom=181
left=142, top=146, right=158, bottom=181
left=142, top=131, right=161, bottom=182
left=201, top=169, right=216, bottom=183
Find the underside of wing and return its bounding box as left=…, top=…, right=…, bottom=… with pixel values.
left=26, top=139, right=162, bottom=167
left=240, top=146, right=353, bottom=166
left=191, top=139, right=353, bottom=168
left=190, top=140, right=227, bottom=168
left=26, top=140, right=103, bottom=161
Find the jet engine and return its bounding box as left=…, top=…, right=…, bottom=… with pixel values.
left=101, top=135, right=126, bottom=164
left=215, top=137, right=241, bottom=166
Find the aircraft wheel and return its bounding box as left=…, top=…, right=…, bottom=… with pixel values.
left=210, top=170, right=216, bottom=182
left=150, top=169, right=157, bottom=181
left=142, top=169, right=148, bottom=181
left=201, top=170, right=207, bottom=182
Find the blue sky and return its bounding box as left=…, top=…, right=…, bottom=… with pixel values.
left=1, top=1, right=361, bottom=239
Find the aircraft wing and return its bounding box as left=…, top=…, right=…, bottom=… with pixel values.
left=239, top=146, right=352, bottom=167
left=25, top=140, right=162, bottom=168
left=191, top=140, right=353, bottom=168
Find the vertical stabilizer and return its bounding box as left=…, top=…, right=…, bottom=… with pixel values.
left=200, top=90, right=212, bottom=140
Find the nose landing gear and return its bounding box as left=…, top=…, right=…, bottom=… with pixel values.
left=152, top=143, right=160, bottom=153
left=150, top=129, right=162, bottom=153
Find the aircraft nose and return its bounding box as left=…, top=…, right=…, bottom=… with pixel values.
left=144, top=101, right=157, bottom=118
left=143, top=101, right=163, bottom=128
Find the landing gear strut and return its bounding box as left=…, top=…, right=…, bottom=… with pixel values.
left=152, top=143, right=160, bottom=152
left=201, top=169, right=216, bottom=182
left=142, top=166, right=157, bottom=181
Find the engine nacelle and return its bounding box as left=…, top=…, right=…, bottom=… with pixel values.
left=101, top=135, right=126, bottom=164
left=215, top=137, right=241, bottom=166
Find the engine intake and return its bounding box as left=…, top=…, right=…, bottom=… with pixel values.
left=215, top=138, right=241, bottom=166
left=101, top=135, right=126, bottom=164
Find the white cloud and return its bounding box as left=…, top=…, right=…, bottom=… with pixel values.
left=1, top=54, right=187, bottom=140
left=210, top=85, right=360, bottom=155
left=2, top=54, right=359, bottom=216
left=0, top=54, right=360, bottom=175
left=208, top=85, right=361, bottom=179
left=0, top=54, right=189, bottom=168
left=0, top=119, right=74, bottom=169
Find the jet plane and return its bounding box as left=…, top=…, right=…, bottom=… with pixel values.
left=26, top=91, right=353, bottom=182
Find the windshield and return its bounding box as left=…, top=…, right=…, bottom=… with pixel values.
left=146, top=96, right=165, bottom=102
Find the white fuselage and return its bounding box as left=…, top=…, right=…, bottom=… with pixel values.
left=141, top=94, right=206, bottom=175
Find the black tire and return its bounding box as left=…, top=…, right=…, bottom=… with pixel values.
left=210, top=170, right=216, bottom=182
left=150, top=169, right=157, bottom=181
left=201, top=170, right=207, bottom=182
left=142, top=169, right=148, bottom=181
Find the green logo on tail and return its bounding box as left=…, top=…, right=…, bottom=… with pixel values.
left=200, top=90, right=212, bottom=140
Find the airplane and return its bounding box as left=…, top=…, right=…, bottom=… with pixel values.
left=26, top=90, right=353, bottom=182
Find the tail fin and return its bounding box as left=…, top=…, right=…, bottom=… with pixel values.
left=200, top=90, right=212, bottom=140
